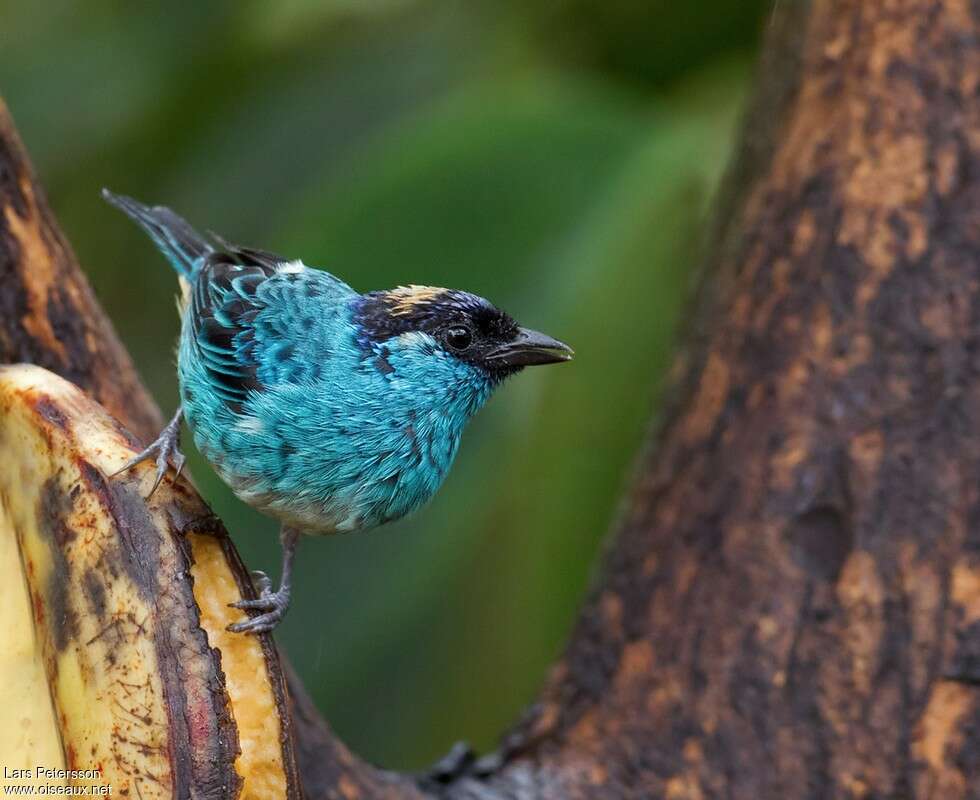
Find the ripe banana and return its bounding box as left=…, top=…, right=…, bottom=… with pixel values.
left=0, top=364, right=300, bottom=798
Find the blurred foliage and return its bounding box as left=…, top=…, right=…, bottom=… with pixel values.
left=1, top=0, right=766, bottom=770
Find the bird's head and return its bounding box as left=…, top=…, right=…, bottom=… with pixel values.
left=354, top=285, right=572, bottom=391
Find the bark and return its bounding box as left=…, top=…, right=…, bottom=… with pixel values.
left=5, top=0, right=980, bottom=796
left=465, top=0, right=980, bottom=797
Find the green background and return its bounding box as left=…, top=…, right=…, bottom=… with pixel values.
left=2, top=0, right=766, bottom=769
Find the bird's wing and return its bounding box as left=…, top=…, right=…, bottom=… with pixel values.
left=188, top=247, right=354, bottom=412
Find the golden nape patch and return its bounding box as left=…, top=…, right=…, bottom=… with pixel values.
left=386, top=284, right=447, bottom=315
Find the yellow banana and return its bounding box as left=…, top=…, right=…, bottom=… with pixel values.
left=0, top=364, right=300, bottom=798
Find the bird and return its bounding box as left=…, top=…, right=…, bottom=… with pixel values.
left=102, top=189, right=573, bottom=635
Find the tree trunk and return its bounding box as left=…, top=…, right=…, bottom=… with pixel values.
left=5, top=0, right=980, bottom=796
left=465, top=0, right=980, bottom=797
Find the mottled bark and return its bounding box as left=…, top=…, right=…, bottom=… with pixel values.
left=465, top=0, right=980, bottom=797
left=6, top=0, right=980, bottom=796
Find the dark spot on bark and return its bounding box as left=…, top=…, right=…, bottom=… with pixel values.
left=946, top=620, right=980, bottom=685
left=46, top=282, right=95, bottom=385
left=788, top=505, right=853, bottom=582
left=77, top=460, right=161, bottom=602
left=97, top=547, right=122, bottom=581
left=108, top=417, right=141, bottom=449
left=167, top=506, right=224, bottom=538
left=82, top=567, right=107, bottom=620
left=36, top=477, right=79, bottom=650
left=0, top=134, right=28, bottom=216
left=0, top=212, right=29, bottom=364
left=32, top=394, right=69, bottom=431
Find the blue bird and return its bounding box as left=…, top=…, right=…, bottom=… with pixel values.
left=102, top=190, right=573, bottom=634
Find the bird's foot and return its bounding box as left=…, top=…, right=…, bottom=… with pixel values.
left=418, top=742, right=476, bottom=789
left=417, top=741, right=506, bottom=791
left=110, top=408, right=185, bottom=498
left=227, top=570, right=290, bottom=635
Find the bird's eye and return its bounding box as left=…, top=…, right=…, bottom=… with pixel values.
left=444, top=326, right=473, bottom=352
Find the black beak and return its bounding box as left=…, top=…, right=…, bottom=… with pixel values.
left=484, top=327, right=574, bottom=368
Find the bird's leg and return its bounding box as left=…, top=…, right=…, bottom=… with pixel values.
left=227, top=526, right=300, bottom=635
left=110, top=406, right=186, bottom=498
left=418, top=712, right=531, bottom=788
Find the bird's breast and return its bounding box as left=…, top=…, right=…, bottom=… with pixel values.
left=186, top=385, right=466, bottom=534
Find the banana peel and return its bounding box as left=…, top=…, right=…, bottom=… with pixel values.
left=0, top=364, right=301, bottom=798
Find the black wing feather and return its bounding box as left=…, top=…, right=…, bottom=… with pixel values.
left=208, top=233, right=287, bottom=272
left=189, top=246, right=286, bottom=412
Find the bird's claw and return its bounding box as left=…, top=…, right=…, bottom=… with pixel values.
left=147, top=446, right=185, bottom=497
left=226, top=600, right=288, bottom=635
left=416, top=741, right=507, bottom=790
left=229, top=571, right=273, bottom=608
left=251, top=569, right=273, bottom=595
left=227, top=575, right=290, bottom=635
left=110, top=411, right=184, bottom=499
left=172, top=450, right=187, bottom=481
left=419, top=742, right=476, bottom=788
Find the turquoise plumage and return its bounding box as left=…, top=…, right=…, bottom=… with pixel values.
left=103, top=190, right=572, bottom=634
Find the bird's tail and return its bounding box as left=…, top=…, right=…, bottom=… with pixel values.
left=101, top=189, right=212, bottom=278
